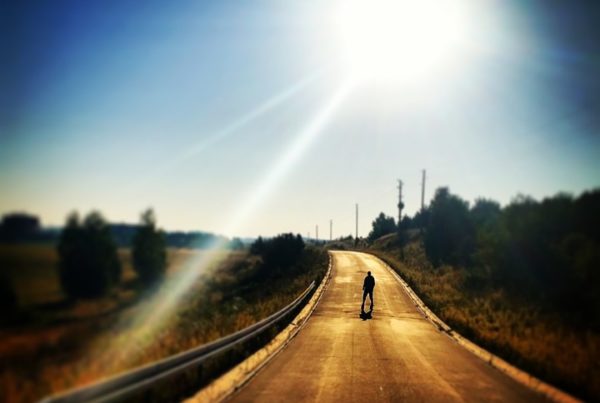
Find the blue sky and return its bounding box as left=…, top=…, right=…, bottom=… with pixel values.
left=2, top=0, right=599, bottom=237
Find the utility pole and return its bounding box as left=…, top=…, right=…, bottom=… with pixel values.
left=316, top=225, right=319, bottom=243
left=397, top=179, right=404, bottom=226
left=355, top=203, right=359, bottom=240
left=421, top=169, right=427, bottom=211
left=330, top=219, right=333, bottom=241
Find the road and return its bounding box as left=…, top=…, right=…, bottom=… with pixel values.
left=229, top=251, right=545, bottom=402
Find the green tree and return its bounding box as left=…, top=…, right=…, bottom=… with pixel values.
left=368, top=212, right=396, bottom=242
left=250, top=236, right=265, bottom=255
left=249, top=234, right=305, bottom=281
left=470, top=198, right=501, bottom=228
left=58, top=211, right=121, bottom=299
left=412, top=208, right=430, bottom=230
left=262, top=233, right=305, bottom=271
left=424, top=187, right=474, bottom=266
left=132, top=209, right=167, bottom=286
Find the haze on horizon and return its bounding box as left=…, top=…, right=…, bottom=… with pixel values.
left=2, top=0, right=599, bottom=238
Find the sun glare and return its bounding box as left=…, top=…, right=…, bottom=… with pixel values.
left=335, top=0, right=470, bottom=85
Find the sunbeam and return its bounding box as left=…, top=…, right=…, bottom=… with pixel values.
left=223, top=80, right=353, bottom=236
left=179, top=71, right=326, bottom=162
left=131, top=71, right=324, bottom=193
left=92, top=80, right=352, bottom=369
left=5, top=1, right=600, bottom=400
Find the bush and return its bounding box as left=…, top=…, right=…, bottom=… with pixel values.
left=249, top=233, right=305, bottom=281
left=368, top=212, right=396, bottom=242
left=57, top=211, right=121, bottom=299
left=263, top=233, right=304, bottom=269
left=132, top=209, right=167, bottom=286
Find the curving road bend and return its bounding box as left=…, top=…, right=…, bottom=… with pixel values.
left=229, top=251, right=545, bottom=402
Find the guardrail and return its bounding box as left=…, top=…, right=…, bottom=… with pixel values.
left=40, top=281, right=316, bottom=403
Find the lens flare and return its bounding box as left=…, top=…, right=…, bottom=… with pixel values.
left=223, top=81, right=352, bottom=236
left=89, top=80, right=352, bottom=370
left=131, top=72, right=323, bottom=193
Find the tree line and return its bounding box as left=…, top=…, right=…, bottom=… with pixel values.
left=210, top=232, right=320, bottom=303
left=0, top=212, right=244, bottom=249
left=368, top=187, right=600, bottom=326
left=249, top=234, right=306, bottom=281
left=57, top=213, right=311, bottom=300
left=58, top=208, right=167, bottom=299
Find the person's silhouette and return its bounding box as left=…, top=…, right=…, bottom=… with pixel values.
left=361, top=271, right=375, bottom=313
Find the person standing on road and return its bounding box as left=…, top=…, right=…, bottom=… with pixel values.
left=361, top=271, right=375, bottom=312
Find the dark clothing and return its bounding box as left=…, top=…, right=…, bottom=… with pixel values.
left=363, top=274, right=375, bottom=291
left=362, top=289, right=373, bottom=310
left=361, top=274, right=375, bottom=311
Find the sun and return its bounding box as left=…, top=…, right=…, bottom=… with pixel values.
left=334, top=0, right=470, bottom=85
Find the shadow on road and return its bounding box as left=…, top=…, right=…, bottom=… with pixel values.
left=360, top=309, right=373, bottom=321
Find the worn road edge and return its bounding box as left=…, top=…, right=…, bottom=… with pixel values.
left=366, top=251, right=581, bottom=403
left=184, top=253, right=334, bottom=403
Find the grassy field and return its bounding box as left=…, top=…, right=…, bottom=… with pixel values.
left=0, top=243, right=327, bottom=402
left=367, top=235, right=599, bottom=401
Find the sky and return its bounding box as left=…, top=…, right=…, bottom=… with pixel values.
left=1, top=0, right=599, bottom=238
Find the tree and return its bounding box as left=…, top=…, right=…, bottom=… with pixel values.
left=58, top=211, right=121, bottom=299
left=0, top=213, right=40, bottom=242
left=399, top=216, right=412, bottom=230
left=250, top=236, right=265, bottom=255
left=249, top=234, right=305, bottom=281
left=368, top=213, right=396, bottom=242
left=229, top=237, right=244, bottom=250
left=424, top=187, right=474, bottom=266
left=262, top=233, right=305, bottom=271
left=132, top=209, right=167, bottom=286
left=412, top=208, right=430, bottom=230
left=469, top=199, right=504, bottom=281
left=470, top=198, right=501, bottom=228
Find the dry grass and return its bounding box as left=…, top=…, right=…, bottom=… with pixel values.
left=0, top=244, right=327, bottom=403
left=368, top=240, right=600, bottom=401
left=1, top=244, right=63, bottom=307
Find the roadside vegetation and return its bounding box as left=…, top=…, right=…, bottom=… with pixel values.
left=365, top=187, right=600, bottom=401
left=132, top=209, right=167, bottom=286
left=0, top=207, right=327, bottom=403
left=57, top=211, right=122, bottom=299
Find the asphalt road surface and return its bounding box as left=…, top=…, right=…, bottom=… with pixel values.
left=229, top=251, right=545, bottom=402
